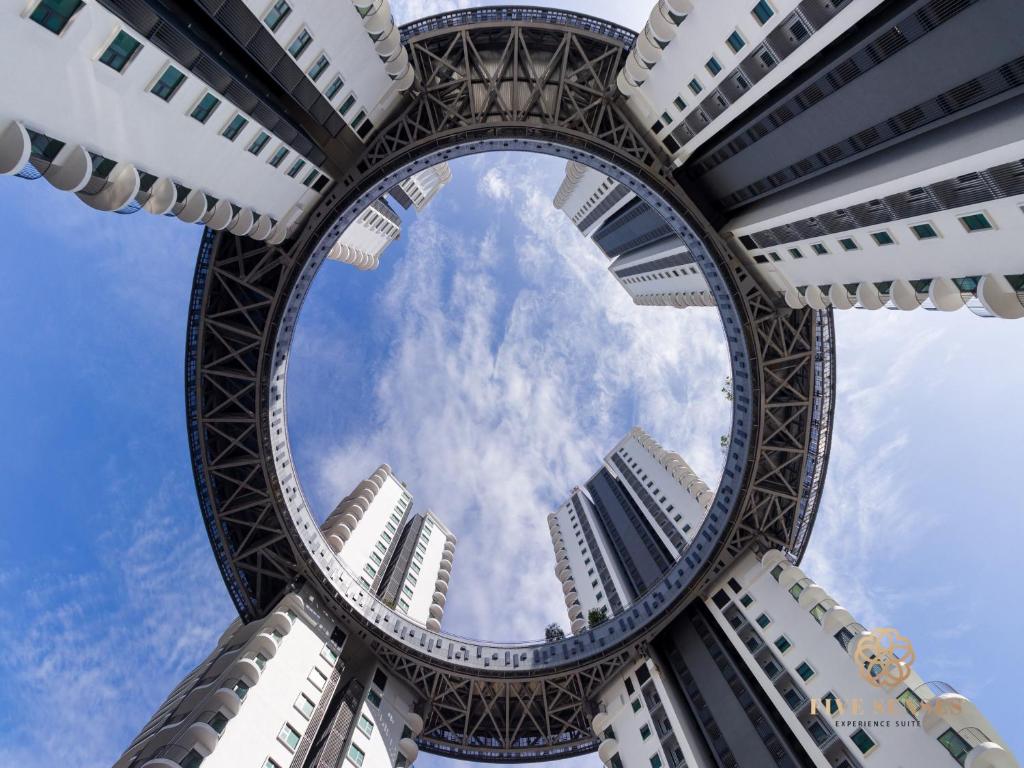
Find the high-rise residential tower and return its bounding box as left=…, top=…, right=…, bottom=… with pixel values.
left=549, top=429, right=1017, bottom=768
left=553, top=162, right=714, bottom=308
left=113, top=465, right=456, bottom=768
left=615, top=0, right=1024, bottom=318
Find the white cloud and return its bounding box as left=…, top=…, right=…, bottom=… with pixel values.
left=478, top=167, right=512, bottom=202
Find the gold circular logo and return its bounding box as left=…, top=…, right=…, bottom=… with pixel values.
left=853, top=628, right=915, bottom=688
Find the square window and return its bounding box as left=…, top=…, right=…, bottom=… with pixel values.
left=640, top=723, right=652, bottom=740
left=752, top=0, right=774, bottom=24
left=278, top=723, right=301, bottom=751
left=838, top=237, right=859, bottom=251
left=871, top=230, right=895, bottom=245
left=190, top=93, right=221, bottom=124
left=705, top=57, right=722, bottom=76
left=347, top=742, right=366, bottom=766
left=960, top=213, right=993, bottom=232
left=373, top=669, right=388, bottom=690
left=367, top=689, right=382, bottom=707
left=739, top=594, right=753, bottom=607
left=726, top=31, right=745, bottom=53
left=911, top=222, right=939, bottom=239
left=650, top=754, right=663, bottom=768
left=727, top=577, right=742, bottom=593
left=321, top=645, right=339, bottom=664
left=222, top=114, right=248, bottom=141
left=796, top=661, right=815, bottom=681
left=308, top=54, right=329, bottom=82
left=29, top=0, right=83, bottom=34
left=673, top=96, right=686, bottom=111
left=309, top=668, right=327, bottom=689
left=99, top=30, right=142, bottom=73
left=688, top=78, right=703, bottom=95
left=811, top=242, right=828, bottom=255
left=850, top=728, right=876, bottom=754
left=326, top=75, right=344, bottom=100
left=788, top=247, right=803, bottom=259
left=631, top=699, right=642, bottom=713
left=288, top=29, right=312, bottom=59
left=356, top=713, right=374, bottom=736
left=756, top=613, right=771, bottom=628
left=151, top=65, right=186, bottom=101
left=897, top=688, right=923, bottom=716
left=774, top=635, right=792, bottom=654
left=783, top=688, right=803, bottom=709
left=295, top=694, right=315, bottom=718
left=264, top=0, right=291, bottom=31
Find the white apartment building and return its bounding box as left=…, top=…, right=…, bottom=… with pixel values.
left=552, top=161, right=714, bottom=308
left=112, top=586, right=424, bottom=768
left=616, top=0, right=1024, bottom=319
left=320, top=463, right=454, bottom=630
left=547, top=427, right=712, bottom=635
left=0, top=0, right=412, bottom=242
left=550, top=430, right=1018, bottom=768
left=395, top=161, right=452, bottom=211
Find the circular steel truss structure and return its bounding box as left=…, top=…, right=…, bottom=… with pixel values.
left=186, top=8, right=835, bottom=761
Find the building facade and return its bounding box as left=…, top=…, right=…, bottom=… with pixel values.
left=615, top=0, right=1024, bottom=319
left=113, top=464, right=456, bottom=768
left=552, top=161, right=714, bottom=308
left=0, top=0, right=413, bottom=242
left=551, top=430, right=1017, bottom=768
left=392, top=161, right=452, bottom=212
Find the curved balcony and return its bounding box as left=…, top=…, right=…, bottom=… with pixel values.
left=978, top=274, right=1024, bottom=319
left=0, top=120, right=30, bottom=175
left=568, top=603, right=583, bottom=621
left=597, top=738, right=618, bottom=765
left=210, top=687, right=242, bottom=717
left=185, top=715, right=221, bottom=754
left=436, top=568, right=451, bottom=584
left=890, top=279, right=923, bottom=311
left=570, top=617, right=587, bottom=634
left=227, top=207, right=255, bottom=237
left=141, top=177, right=177, bottom=215
left=326, top=533, right=345, bottom=552
left=561, top=579, right=575, bottom=595
left=399, top=737, right=420, bottom=762
left=930, top=277, right=968, bottom=311
left=44, top=143, right=92, bottom=192
left=591, top=711, right=610, bottom=734
left=176, top=189, right=208, bottom=224
left=435, top=579, right=449, bottom=594
left=265, top=610, right=293, bottom=637
left=856, top=281, right=887, bottom=310
left=406, top=711, right=424, bottom=737
left=784, top=287, right=806, bottom=309
left=822, top=606, right=856, bottom=637
left=828, top=283, right=856, bottom=310
left=141, top=743, right=203, bottom=768
left=563, top=591, right=578, bottom=607
left=248, top=633, right=278, bottom=662
left=440, top=556, right=454, bottom=571
left=804, top=284, right=829, bottom=310
left=558, top=565, right=572, bottom=582
left=203, top=199, right=233, bottom=231
left=432, top=591, right=446, bottom=608
left=776, top=563, right=803, bottom=590
left=250, top=214, right=273, bottom=241
left=797, top=584, right=828, bottom=610
left=425, top=617, right=441, bottom=632
left=228, top=657, right=261, bottom=688
left=429, top=603, right=444, bottom=620
left=267, top=220, right=289, bottom=245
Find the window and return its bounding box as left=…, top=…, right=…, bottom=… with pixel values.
left=263, top=760, right=282, bottom=768
left=938, top=727, right=972, bottom=764
left=774, top=635, right=792, bottom=654
left=706, top=57, right=722, bottom=76
left=288, top=29, right=312, bottom=59
left=29, top=0, right=83, bottom=33
left=821, top=691, right=839, bottom=715
left=232, top=679, right=250, bottom=700
left=739, top=594, right=753, bottom=608
left=624, top=677, right=635, bottom=695
left=356, top=713, right=374, bottom=736
left=688, top=78, right=703, bottom=95
left=788, top=247, right=803, bottom=259
left=366, top=689, right=382, bottom=707
left=373, top=668, right=388, bottom=690
left=347, top=743, right=366, bottom=766
left=838, top=237, right=859, bottom=251
left=180, top=750, right=204, bottom=768
left=726, top=31, right=745, bottom=53
left=321, top=645, right=339, bottom=664
left=295, top=694, right=315, bottom=718
left=727, top=578, right=742, bottom=593
left=811, top=242, right=828, bottom=255
left=673, top=96, right=686, bottom=111
left=309, top=668, right=327, bottom=690
left=871, top=230, right=895, bottom=245
left=308, top=54, right=329, bottom=82
left=248, top=131, right=270, bottom=156
left=650, top=754, right=663, bottom=768
left=402, top=585, right=414, bottom=598
left=911, top=222, right=939, bottom=239
left=363, top=563, right=376, bottom=578
left=326, top=75, right=344, bottom=100
left=751, top=0, right=775, bottom=24
left=783, top=688, right=803, bottom=709
left=99, top=31, right=142, bottom=72
left=897, top=688, right=923, bottom=716
left=631, top=699, right=642, bottom=713
left=287, top=158, right=306, bottom=178
left=151, top=65, right=186, bottom=101
left=263, top=0, right=291, bottom=32
left=640, top=723, right=652, bottom=741
left=960, top=212, right=993, bottom=232
left=796, top=661, right=815, bottom=681
left=222, top=114, right=248, bottom=141
left=756, top=613, right=771, bottom=629
left=789, top=582, right=805, bottom=600
left=278, top=723, right=301, bottom=751
left=352, top=110, right=367, bottom=130
left=809, top=602, right=829, bottom=623
left=254, top=652, right=268, bottom=670
left=850, top=728, right=876, bottom=755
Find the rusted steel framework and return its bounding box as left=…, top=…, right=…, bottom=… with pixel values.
left=186, top=8, right=834, bottom=761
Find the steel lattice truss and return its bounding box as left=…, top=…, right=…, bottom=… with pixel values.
left=185, top=9, right=835, bottom=762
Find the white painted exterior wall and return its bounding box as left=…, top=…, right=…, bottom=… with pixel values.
left=397, top=510, right=455, bottom=631
left=327, top=199, right=401, bottom=270
left=348, top=662, right=422, bottom=768
left=704, top=549, right=1019, bottom=768
left=398, top=162, right=452, bottom=211
left=610, top=246, right=714, bottom=309
left=607, top=428, right=711, bottom=557
left=553, top=160, right=631, bottom=236
left=725, top=136, right=1024, bottom=318
left=620, top=0, right=886, bottom=164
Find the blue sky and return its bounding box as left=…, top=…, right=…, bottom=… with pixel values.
left=1, top=2, right=1022, bottom=764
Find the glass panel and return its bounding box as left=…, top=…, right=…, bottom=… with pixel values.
left=938, top=728, right=972, bottom=765
left=347, top=744, right=365, bottom=766
left=752, top=1, right=775, bottom=24
left=222, top=115, right=248, bottom=141
left=30, top=0, right=84, bottom=33
left=151, top=66, right=186, bottom=101
left=191, top=93, right=221, bottom=123
left=288, top=30, right=312, bottom=59
left=264, top=0, right=291, bottom=32
left=99, top=31, right=141, bottom=72
left=850, top=728, right=875, bottom=754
